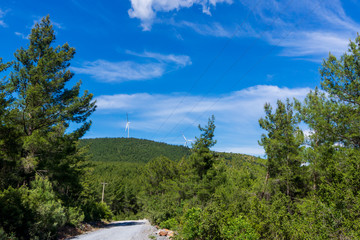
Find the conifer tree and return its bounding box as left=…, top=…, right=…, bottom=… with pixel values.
left=320, top=34, right=360, bottom=148
left=295, top=88, right=337, bottom=191
left=259, top=99, right=304, bottom=200
left=190, top=115, right=217, bottom=179
left=299, top=35, right=360, bottom=200
left=5, top=16, right=96, bottom=198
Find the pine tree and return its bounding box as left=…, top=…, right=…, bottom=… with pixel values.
left=259, top=99, right=304, bottom=200
left=5, top=16, right=96, bottom=199
left=295, top=88, right=337, bottom=191
left=293, top=35, right=360, bottom=237
left=190, top=115, right=217, bottom=179
left=320, top=34, right=360, bottom=148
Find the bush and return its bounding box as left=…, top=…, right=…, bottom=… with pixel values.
left=0, top=176, right=69, bottom=239
left=221, top=216, right=259, bottom=240
left=26, top=176, right=67, bottom=239
left=160, top=217, right=179, bottom=230
left=82, top=200, right=113, bottom=221
left=66, top=207, right=85, bottom=226
left=180, top=207, right=203, bottom=239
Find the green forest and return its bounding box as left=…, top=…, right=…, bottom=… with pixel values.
left=1, top=16, right=360, bottom=239
left=79, top=137, right=191, bottom=163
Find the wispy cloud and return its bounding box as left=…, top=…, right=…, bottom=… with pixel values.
left=96, top=85, right=310, bottom=123
left=93, top=85, right=310, bottom=155
left=174, top=19, right=258, bottom=38
left=72, top=51, right=191, bottom=82
left=271, top=31, right=351, bottom=61
left=128, top=0, right=232, bottom=30
left=71, top=60, right=165, bottom=82
left=177, top=21, right=233, bottom=38
left=125, top=50, right=192, bottom=66
left=243, top=0, right=360, bottom=60
left=0, top=9, right=7, bottom=27
left=15, top=32, right=28, bottom=39
left=147, top=0, right=359, bottom=61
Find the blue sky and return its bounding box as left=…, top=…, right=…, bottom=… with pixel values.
left=0, top=0, right=359, bottom=156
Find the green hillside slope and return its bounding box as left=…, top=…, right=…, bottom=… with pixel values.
left=80, top=137, right=191, bottom=163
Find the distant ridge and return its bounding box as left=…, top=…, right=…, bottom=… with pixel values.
left=80, top=137, right=191, bottom=163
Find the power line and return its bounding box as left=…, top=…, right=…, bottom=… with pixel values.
left=159, top=0, right=323, bottom=143
left=158, top=0, right=296, bottom=142
left=151, top=0, right=263, bottom=140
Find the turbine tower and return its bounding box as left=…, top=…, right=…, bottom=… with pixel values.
left=183, top=134, right=193, bottom=147
left=125, top=113, right=130, bottom=138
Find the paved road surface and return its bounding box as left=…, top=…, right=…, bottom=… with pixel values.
left=67, top=220, right=155, bottom=240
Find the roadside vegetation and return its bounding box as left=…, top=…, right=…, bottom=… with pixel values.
left=1, top=16, right=360, bottom=239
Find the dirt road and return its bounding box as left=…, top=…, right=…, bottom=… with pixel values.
left=67, top=220, right=155, bottom=240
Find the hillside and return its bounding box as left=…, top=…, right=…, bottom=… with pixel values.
left=80, top=137, right=192, bottom=163
left=80, top=137, right=263, bottom=166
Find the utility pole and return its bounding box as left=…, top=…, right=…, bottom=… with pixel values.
left=101, top=182, right=108, bottom=203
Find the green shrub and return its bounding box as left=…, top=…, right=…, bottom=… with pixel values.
left=180, top=207, right=203, bottom=239
left=66, top=207, right=85, bottom=226
left=221, top=216, right=259, bottom=240
left=160, top=217, right=179, bottom=230
left=83, top=200, right=113, bottom=221
left=26, top=176, right=67, bottom=239
left=0, top=176, right=68, bottom=239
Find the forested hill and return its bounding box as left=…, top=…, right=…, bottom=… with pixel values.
left=80, top=137, right=192, bottom=163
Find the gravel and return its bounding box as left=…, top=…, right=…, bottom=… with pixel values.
left=66, top=220, right=157, bottom=240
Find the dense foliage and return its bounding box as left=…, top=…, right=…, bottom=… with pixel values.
left=80, top=137, right=191, bottom=163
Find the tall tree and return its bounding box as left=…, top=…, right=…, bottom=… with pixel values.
left=5, top=16, right=96, bottom=198
left=189, top=115, right=217, bottom=179
left=295, top=88, right=337, bottom=191
left=298, top=35, right=360, bottom=198
left=291, top=35, right=360, bottom=238
left=320, top=34, right=360, bottom=148
left=259, top=99, right=304, bottom=200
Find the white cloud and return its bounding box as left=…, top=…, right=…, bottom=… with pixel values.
left=168, top=0, right=358, bottom=60
left=96, top=85, right=310, bottom=120
left=71, top=60, right=165, bottom=82
left=126, top=50, right=192, bottom=66
left=246, top=0, right=360, bottom=60
left=272, top=31, right=351, bottom=60
left=15, top=32, right=28, bottom=39
left=178, top=21, right=233, bottom=37
left=283, top=32, right=347, bottom=55
left=93, top=85, right=310, bottom=154
left=0, top=9, right=7, bottom=27
left=128, top=0, right=232, bottom=30
left=72, top=51, right=191, bottom=82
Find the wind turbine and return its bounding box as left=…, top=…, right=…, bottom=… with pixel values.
left=183, top=134, right=193, bottom=147
left=125, top=113, right=130, bottom=138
